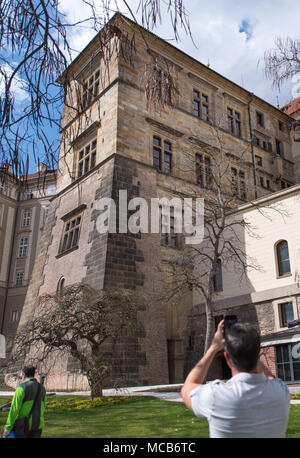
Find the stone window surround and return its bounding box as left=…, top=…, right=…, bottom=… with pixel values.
left=56, top=204, right=86, bottom=258
left=273, top=296, right=299, bottom=331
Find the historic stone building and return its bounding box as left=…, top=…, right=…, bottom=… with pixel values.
left=12, top=13, right=300, bottom=389
left=0, top=164, right=56, bottom=341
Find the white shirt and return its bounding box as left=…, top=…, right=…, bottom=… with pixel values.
left=190, top=372, right=290, bottom=438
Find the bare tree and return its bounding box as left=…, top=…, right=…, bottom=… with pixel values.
left=161, top=125, right=286, bottom=354
left=7, top=284, right=139, bottom=398
left=0, top=0, right=192, bottom=180
left=264, top=36, right=300, bottom=91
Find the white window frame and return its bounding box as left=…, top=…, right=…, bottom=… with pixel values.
left=22, top=210, right=31, bottom=227
left=18, top=237, right=29, bottom=258
left=15, top=271, right=24, bottom=286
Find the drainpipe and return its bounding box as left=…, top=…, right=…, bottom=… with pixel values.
left=247, top=93, right=258, bottom=200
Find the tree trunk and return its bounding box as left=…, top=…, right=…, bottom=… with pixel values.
left=89, top=376, right=103, bottom=399
left=204, top=300, right=215, bottom=353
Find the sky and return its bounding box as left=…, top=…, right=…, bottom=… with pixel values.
left=2, top=0, right=300, bottom=173
left=60, top=0, right=300, bottom=108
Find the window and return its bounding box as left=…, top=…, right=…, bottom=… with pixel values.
left=57, top=277, right=65, bottom=294
left=256, top=111, right=265, bottom=128
left=26, top=189, right=34, bottom=200
left=255, top=155, right=263, bottom=167
left=278, top=121, right=284, bottom=132
left=82, top=69, right=100, bottom=108
left=47, top=184, right=56, bottom=195
left=77, top=138, right=97, bottom=178
left=11, top=310, right=19, bottom=322
left=276, top=240, right=291, bottom=277
left=195, top=154, right=212, bottom=188
left=276, top=139, right=284, bottom=157
left=153, top=137, right=172, bottom=173
left=213, top=259, right=223, bottom=292
left=279, top=302, right=294, bottom=328
left=231, top=168, right=246, bottom=200
left=0, top=183, right=4, bottom=194
left=193, top=90, right=209, bottom=121
left=22, top=211, right=31, bottom=227
left=276, top=343, right=300, bottom=382
left=18, top=237, right=28, bottom=258
left=227, top=108, right=241, bottom=136
left=15, top=271, right=24, bottom=286
left=59, top=215, right=82, bottom=254
left=281, top=180, right=291, bottom=190
left=161, top=207, right=178, bottom=248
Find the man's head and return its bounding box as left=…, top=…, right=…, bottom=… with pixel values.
left=224, top=323, right=260, bottom=372
left=22, top=365, right=36, bottom=378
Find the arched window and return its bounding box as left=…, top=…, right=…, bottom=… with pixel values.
left=213, top=259, right=223, bottom=292
left=57, top=277, right=65, bottom=294
left=276, top=240, right=291, bottom=277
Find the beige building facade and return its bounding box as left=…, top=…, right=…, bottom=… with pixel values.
left=11, top=13, right=300, bottom=388
left=0, top=165, right=56, bottom=341
left=192, top=184, right=300, bottom=383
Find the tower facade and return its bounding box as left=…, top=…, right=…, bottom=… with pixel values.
left=15, top=14, right=297, bottom=389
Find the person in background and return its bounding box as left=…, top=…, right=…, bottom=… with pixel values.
left=181, top=320, right=290, bottom=438
left=3, top=365, right=46, bottom=438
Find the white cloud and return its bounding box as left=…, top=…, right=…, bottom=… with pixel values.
left=60, top=0, right=300, bottom=107
left=0, top=64, right=29, bottom=103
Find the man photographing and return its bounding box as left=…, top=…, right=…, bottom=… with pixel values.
left=181, top=319, right=290, bottom=438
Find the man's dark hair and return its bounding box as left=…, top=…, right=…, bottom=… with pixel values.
left=22, top=366, right=36, bottom=378
left=224, top=323, right=260, bottom=372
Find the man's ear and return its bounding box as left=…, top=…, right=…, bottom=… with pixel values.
left=224, top=351, right=232, bottom=369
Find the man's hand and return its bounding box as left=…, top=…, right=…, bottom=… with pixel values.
left=211, top=319, right=225, bottom=352
left=181, top=319, right=226, bottom=411
left=3, top=429, right=11, bottom=437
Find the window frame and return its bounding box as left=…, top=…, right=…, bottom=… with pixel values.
left=275, top=343, right=300, bottom=382
left=22, top=210, right=31, bottom=228
left=195, top=153, right=212, bottom=188
left=193, top=89, right=209, bottom=122
left=82, top=68, right=100, bottom=109
left=76, top=138, right=97, bottom=179
left=58, top=214, right=83, bottom=255
left=213, top=259, right=223, bottom=292
left=18, top=237, right=28, bottom=258
left=275, top=240, right=291, bottom=278
left=256, top=111, right=265, bottom=128
left=227, top=107, right=242, bottom=137
left=153, top=136, right=173, bottom=174
left=231, top=167, right=247, bottom=200
left=15, top=271, right=24, bottom=286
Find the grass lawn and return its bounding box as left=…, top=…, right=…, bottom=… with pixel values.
left=0, top=395, right=299, bottom=438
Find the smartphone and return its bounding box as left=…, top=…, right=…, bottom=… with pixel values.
left=224, top=315, right=237, bottom=332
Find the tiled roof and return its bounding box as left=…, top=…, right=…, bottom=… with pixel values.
left=281, top=97, right=300, bottom=115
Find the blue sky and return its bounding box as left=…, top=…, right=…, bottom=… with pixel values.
left=3, top=0, right=300, bottom=173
